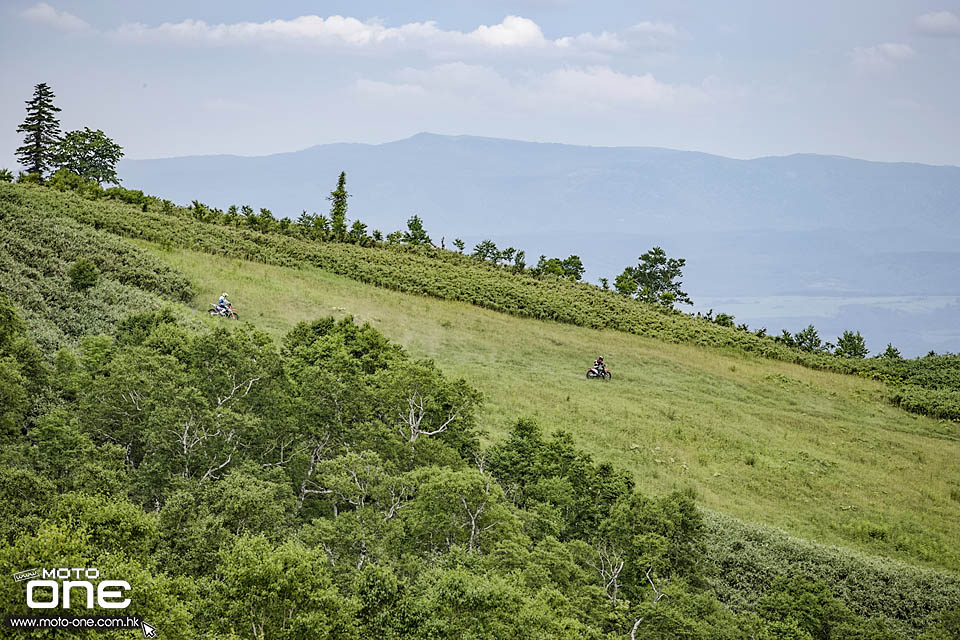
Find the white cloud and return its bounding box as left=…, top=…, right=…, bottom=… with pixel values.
left=20, top=2, right=90, bottom=32
left=915, top=11, right=960, bottom=37
left=111, top=13, right=678, bottom=58
left=115, top=15, right=449, bottom=48
left=851, top=42, right=915, bottom=72
left=540, top=66, right=704, bottom=109
left=353, top=63, right=708, bottom=115
left=468, top=15, right=546, bottom=47
left=626, top=21, right=680, bottom=45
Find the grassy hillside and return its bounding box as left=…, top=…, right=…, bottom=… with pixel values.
left=7, top=181, right=957, bottom=421
left=3, top=181, right=957, bottom=572
left=4, top=182, right=960, bottom=636
left=145, top=243, right=960, bottom=573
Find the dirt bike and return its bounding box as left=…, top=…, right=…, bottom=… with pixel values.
left=586, top=366, right=611, bottom=380
left=209, top=303, right=239, bottom=320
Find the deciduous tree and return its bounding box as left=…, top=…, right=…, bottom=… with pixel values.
left=53, top=127, right=124, bottom=186
left=614, top=246, right=692, bottom=307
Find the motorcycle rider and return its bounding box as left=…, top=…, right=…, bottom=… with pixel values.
left=217, top=292, right=231, bottom=315
left=593, top=356, right=606, bottom=375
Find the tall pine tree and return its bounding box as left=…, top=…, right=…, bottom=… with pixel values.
left=16, top=83, right=62, bottom=178
left=327, top=171, right=349, bottom=242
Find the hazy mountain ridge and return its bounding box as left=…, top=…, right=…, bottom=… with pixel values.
left=121, top=132, right=960, bottom=235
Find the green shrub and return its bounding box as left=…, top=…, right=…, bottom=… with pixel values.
left=703, top=510, right=960, bottom=635
left=48, top=167, right=103, bottom=199
left=890, top=385, right=960, bottom=421
left=16, top=171, right=42, bottom=184
left=0, top=186, right=195, bottom=352
left=67, top=258, right=99, bottom=291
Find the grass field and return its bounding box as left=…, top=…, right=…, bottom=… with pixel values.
left=145, top=243, right=960, bottom=573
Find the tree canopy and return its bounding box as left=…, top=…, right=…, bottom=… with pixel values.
left=53, top=127, right=124, bottom=186
left=615, top=246, right=692, bottom=307
left=835, top=330, right=869, bottom=358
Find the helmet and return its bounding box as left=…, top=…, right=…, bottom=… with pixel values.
left=222, top=292, right=229, bottom=298
left=597, top=356, right=604, bottom=361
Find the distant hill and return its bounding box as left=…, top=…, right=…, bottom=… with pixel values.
left=120, top=132, right=960, bottom=236
left=119, top=134, right=960, bottom=355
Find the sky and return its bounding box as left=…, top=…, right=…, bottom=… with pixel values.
left=2, top=1, right=960, bottom=167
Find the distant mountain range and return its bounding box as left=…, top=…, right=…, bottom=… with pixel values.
left=119, top=133, right=960, bottom=356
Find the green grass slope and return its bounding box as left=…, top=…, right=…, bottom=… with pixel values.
left=3, top=182, right=959, bottom=572
left=4, top=182, right=960, bottom=634
left=8, top=181, right=958, bottom=422
left=146, top=244, right=960, bottom=573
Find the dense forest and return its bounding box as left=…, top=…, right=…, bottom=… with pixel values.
left=3, top=295, right=959, bottom=639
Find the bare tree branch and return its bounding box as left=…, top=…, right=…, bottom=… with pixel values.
left=396, top=385, right=465, bottom=443
left=296, top=437, right=332, bottom=512
left=586, top=542, right=626, bottom=607
left=630, top=568, right=668, bottom=639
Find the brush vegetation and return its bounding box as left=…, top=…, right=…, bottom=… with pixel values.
left=1, top=182, right=959, bottom=638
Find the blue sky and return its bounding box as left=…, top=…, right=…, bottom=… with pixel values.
left=2, top=1, right=959, bottom=166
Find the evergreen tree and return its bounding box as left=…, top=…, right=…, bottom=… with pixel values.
left=531, top=255, right=584, bottom=281
left=402, top=215, right=432, bottom=246
left=512, top=249, right=526, bottom=273
left=774, top=329, right=796, bottom=348
left=312, top=215, right=331, bottom=240
left=714, top=313, right=735, bottom=328
left=795, top=324, right=824, bottom=352
left=348, top=220, right=369, bottom=245
left=835, top=330, right=869, bottom=358
left=473, top=240, right=499, bottom=262
left=878, top=343, right=902, bottom=360
left=497, top=247, right=516, bottom=265
left=327, top=171, right=349, bottom=242
left=560, top=255, right=585, bottom=281
left=15, top=83, right=62, bottom=178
